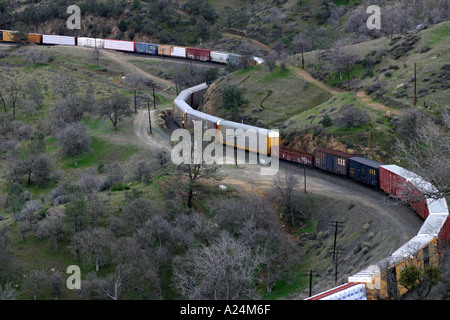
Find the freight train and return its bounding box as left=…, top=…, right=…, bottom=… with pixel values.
left=174, top=83, right=450, bottom=300
left=0, top=30, right=263, bottom=66
left=1, top=28, right=448, bottom=300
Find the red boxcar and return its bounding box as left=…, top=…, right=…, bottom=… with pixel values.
left=277, top=147, right=313, bottom=165
left=187, top=47, right=212, bottom=62
left=379, top=165, right=431, bottom=220
left=439, top=216, right=450, bottom=246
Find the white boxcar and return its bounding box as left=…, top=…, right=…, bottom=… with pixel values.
left=42, top=34, right=76, bottom=46
left=211, top=51, right=229, bottom=64
left=171, top=46, right=186, bottom=58
left=103, top=39, right=135, bottom=52
left=77, top=37, right=104, bottom=49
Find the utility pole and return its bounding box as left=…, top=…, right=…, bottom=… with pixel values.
left=147, top=100, right=152, bottom=134
left=301, top=43, right=305, bottom=69
left=347, top=58, right=350, bottom=92
left=152, top=83, right=157, bottom=109
left=329, top=248, right=346, bottom=285
left=234, top=134, right=238, bottom=167
left=414, top=63, right=417, bottom=107
left=329, top=221, right=344, bottom=261
left=134, top=89, right=137, bottom=113
left=303, top=163, right=307, bottom=193
left=175, top=82, right=179, bottom=96
left=302, top=270, right=321, bottom=297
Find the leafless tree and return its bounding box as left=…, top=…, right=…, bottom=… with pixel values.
left=396, top=109, right=450, bottom=199
left=14, top=200, right=42, bottom=241
left=98, top=93, right=133, bottom=130
left=56, top=122, right=91, bottom=167
left=24, top=269, right=48, bottom=300
left=174, top=161, right=223, bottom=209
left=334, top=104, right=370, bottom=130
left=90, top=48, right=100, bottom=66
left=173, top=231, right=264, bottom=300
left=273, top=170, right=307, bottom=226
left=24, top=48, right=47, bottom=68
left=84, top=237, right=159, bottom=300
left=5, top=79, right=23, bottom=119
left=0, top=283, right=18, bottom=300
left=35, top=209, right=64, bottom=252
left=0, top=227, right=16, bottom=283
left=70, top=228, right=113, bottom=273
left=51, top=72, right=78, bottom=99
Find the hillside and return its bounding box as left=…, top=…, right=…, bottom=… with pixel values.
left=200, top=21, right=450, bottom=163
left=1, top=0, right=448, bottom=53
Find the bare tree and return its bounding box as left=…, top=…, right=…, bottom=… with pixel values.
left=173, top=231, right=264, bottom=300
left=70, top=228, right=113, bottom=272
left=174, top=161, right=223, bottom=209
left=56, top=122, right=91, bottom=167
left=396, top=109, right=450, bottom=199
left=273, top=171, right=307, bottom=226
left=334, top=104, right=370, bottom=130
left=98, top=93, right=133, bottom=130
left=0, top=283, right=18, bottom=300
left=5, top=79, right=23, bottom=119
left=35, top=209, right=64, bottom=252
left=84, top=237, right=159, bottom=300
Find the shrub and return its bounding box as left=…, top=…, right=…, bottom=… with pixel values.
left=110, top=182, right=130, bottom=192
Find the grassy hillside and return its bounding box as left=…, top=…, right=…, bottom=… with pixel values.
left=201, top=22, right=449, bottom=163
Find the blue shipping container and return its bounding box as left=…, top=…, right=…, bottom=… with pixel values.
left=348, top=157, right=381, bottom=187
left=136, top=42, right=158, bottom=55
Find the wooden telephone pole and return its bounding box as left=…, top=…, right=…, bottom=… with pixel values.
left=302, top=270, right=321, bottom=297
left=147, top=100, right=152, bottom=134
left=414, top=63, right=417, bottom=106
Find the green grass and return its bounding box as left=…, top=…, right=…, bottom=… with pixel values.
left=60, top=136, right=139, bottom=169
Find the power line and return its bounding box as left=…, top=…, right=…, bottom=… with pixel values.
left=329, top=221, right=344, bottom=261
left=301, top=270, right=321, bottom=297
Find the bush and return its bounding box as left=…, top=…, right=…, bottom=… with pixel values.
left=321, top=114, right=333, bottom=127
left=110, top=182, right=130, bottom=192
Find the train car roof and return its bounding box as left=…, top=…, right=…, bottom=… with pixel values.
left=315, top=148, right=356, bottom=157
left=427, top=197, right=449, bottom=215
left=219, top=120, right=271, bottom=135
left=380, top=165, right=439, bottom=195
left=188, top=82, right=208, bottom=94
left=418, top=214, right=449, bottom=236
left=349, top=157, right=381, bottom=168
left=186, top=109, right=223, bottom=122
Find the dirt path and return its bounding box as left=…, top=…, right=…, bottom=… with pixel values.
left=289, top=65, right=341, bottom=95
left=133, top=108, right=173, bottom=151
left=101, top=49, right=175, bottom=88
left=356, top=91, right=401, bottom=116
left=289, top=65, right=401, bottom=115
left=223, top=32, right=272, bottom=52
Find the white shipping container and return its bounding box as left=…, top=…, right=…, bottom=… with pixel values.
left=211, top=51, right=229, bottom=64
left=171, top=46, right=186, bottom=58
left=77, top=37, right=104, bottom=49
left=42, top=34, right=76, bottom=46
left=103, top=39, right=135, bottom=52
